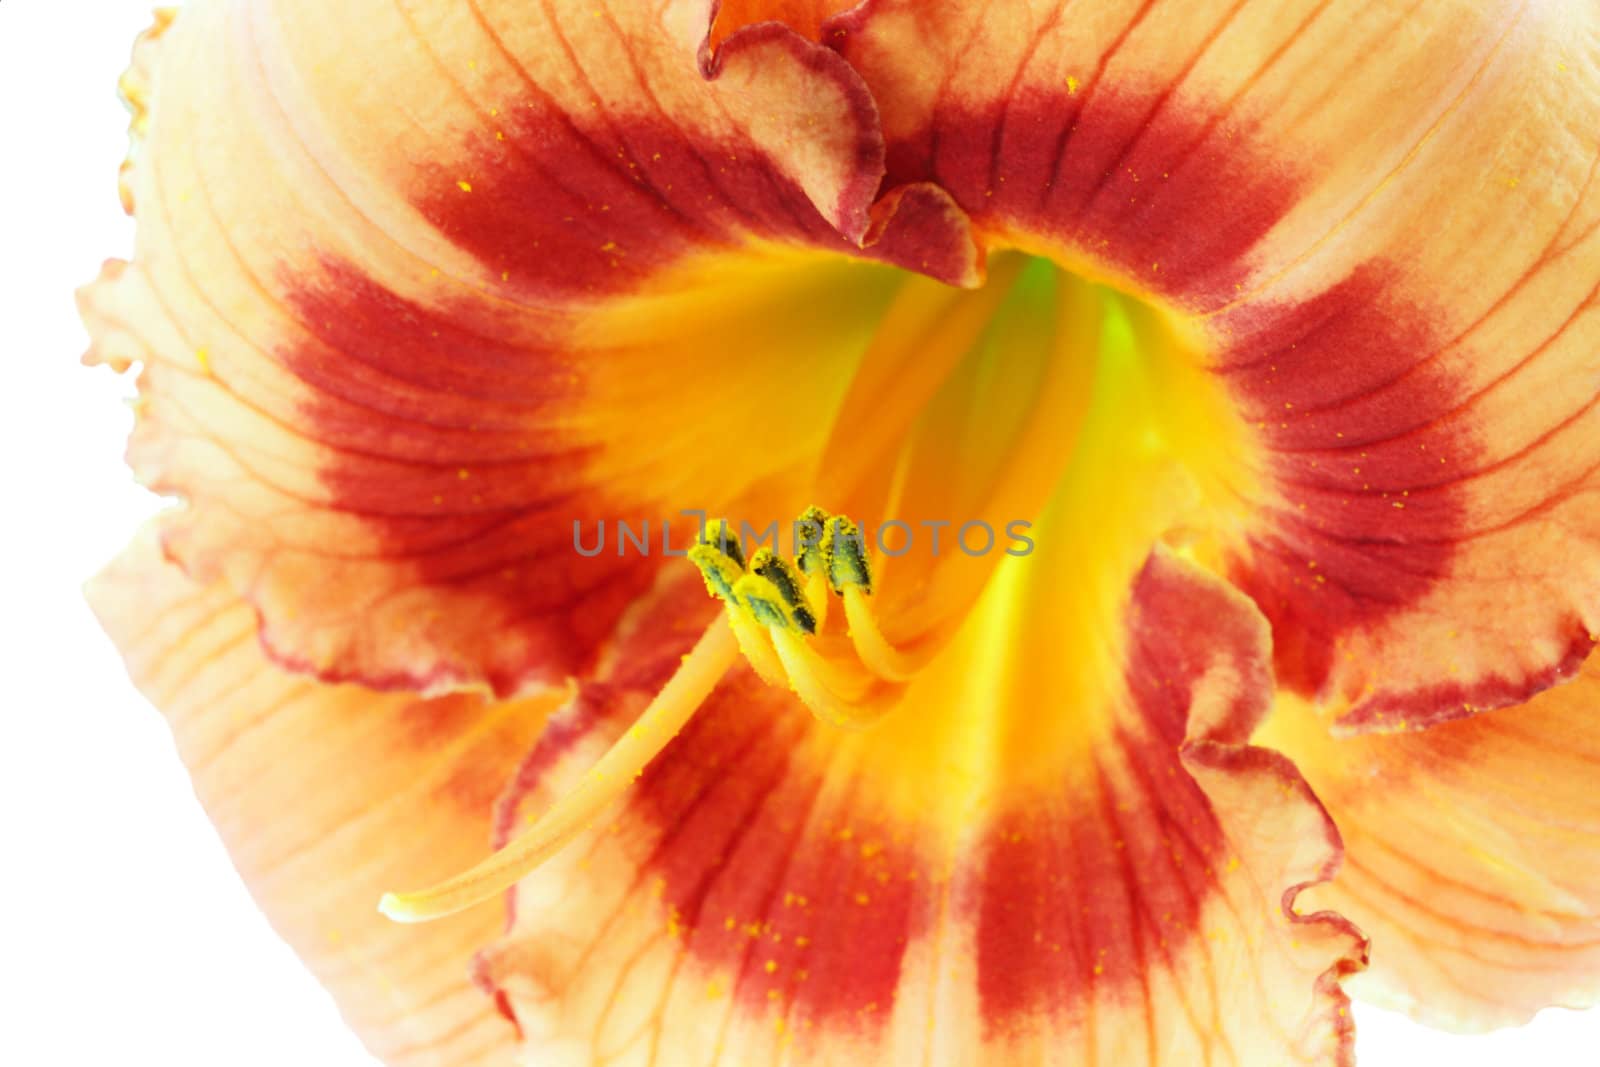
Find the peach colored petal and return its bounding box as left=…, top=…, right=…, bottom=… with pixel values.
left=475, top=556, right=1364, bottom=1065
left=830, top=0, right=1600, bottom=730
left=88, top=528, right=562, bottom=1066
left=1260, top=653, right=1600, bottom=1031
left=114, top=7, right=175, bottom=216
left=79, top=0, right=977, bottom=699
left=82, top=2, right=1600, bottom=1060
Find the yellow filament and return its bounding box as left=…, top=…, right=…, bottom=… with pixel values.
left=728, top=609, right=786, bottom=686
left=777, top=629, right=878, bottom=702
left=803, top=571, right=830, bottom=630
left=770, top=628, right=901, bottom=730
left=841, top=585, right=939, bottom=683
left=378, top=622, right=739, bottom=923
left=816, top=255, right=1029, bottom=510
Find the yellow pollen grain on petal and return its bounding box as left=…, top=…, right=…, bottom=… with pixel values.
left=456, top=179, right=472, bottom=192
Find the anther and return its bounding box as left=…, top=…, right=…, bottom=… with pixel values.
left=823, top=516, right=872, bottom=595
left=732, top=570, right=815, bottom=635
left=749, top=548, right=817, bottom=635
left=794, top=505, right=831, bottom=579
left=688, top=518, right=747, bottom=605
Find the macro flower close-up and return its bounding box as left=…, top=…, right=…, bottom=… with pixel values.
left=56, top=0, right=1600, bottom=1063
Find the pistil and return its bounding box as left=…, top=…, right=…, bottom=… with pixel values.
left=378, top=620, right=739, bottom=923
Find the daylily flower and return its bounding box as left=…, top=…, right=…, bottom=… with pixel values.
left=81, top=1, right=1600, bottom=1064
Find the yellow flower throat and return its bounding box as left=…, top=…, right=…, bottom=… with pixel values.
left=380, top=252, right=1256, bottom=924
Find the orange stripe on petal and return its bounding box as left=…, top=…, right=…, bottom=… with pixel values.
left=87, top=529, right=561, bottom=1067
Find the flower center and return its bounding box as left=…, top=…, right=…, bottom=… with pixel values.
left=380, top=252, right=1255, bottom=922
left=687, top=509, right=925, bottom=730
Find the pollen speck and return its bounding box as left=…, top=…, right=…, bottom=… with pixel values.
left=1066, top=75, right=1079, bottom=95
left=457, top=180, right=473, bottom=192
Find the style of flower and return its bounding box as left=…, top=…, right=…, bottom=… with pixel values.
left=82, top=2, right=1600, bottom=1065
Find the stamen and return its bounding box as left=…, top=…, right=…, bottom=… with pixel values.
left=821, top=516, right=872, bottom=595
left=770, top=627, right=900, bottom=730
left=378, top=622, right=738, bottom=923
left=728, top=609, right=787, bottom=686
left=802, top=570, right=831, bottom=630
left=746, top=549, right=817, bottom=634
left=794, top=505, right=830, bottom=579
left=733, top=571, right=809, bottom=632
left=794, top=506, right=833, bottom=628
left=687, top=520, right=747, bottom=604
left=842, top=585, right=939, bottom=682
left=688, top=508, right=938, bottom=730
left=690, top=519, right=788, bottom=683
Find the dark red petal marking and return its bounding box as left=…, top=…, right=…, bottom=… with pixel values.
left=976, top=552, right=1249, bottom=1021
left=482, top=558, right=1362, bottom=1060
left=1213, top=266, right=1469, bottom=700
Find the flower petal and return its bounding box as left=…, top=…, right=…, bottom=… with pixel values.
left=87, top=528, right=561, bottom=1066
left=476, top=554, right=1365, bottom=1065
left=710, top=1, right=859, bottom=47
left=1259, top=654, right=1600, bottom=1030
left=80, top=0, right=980, bottom=698
left=830, top=0, right=1600, bottom=729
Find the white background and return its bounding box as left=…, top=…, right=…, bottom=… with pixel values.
left=0, top=2, right=1595, bottom=1065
